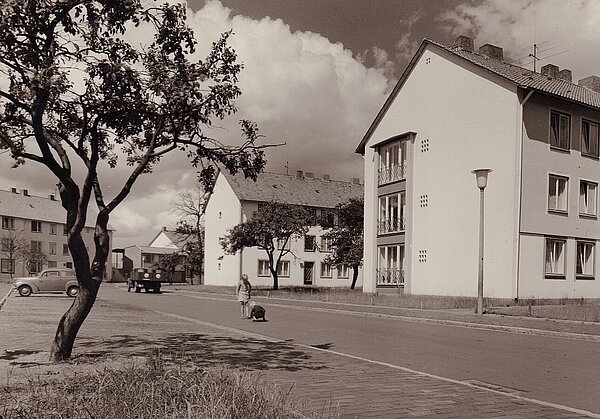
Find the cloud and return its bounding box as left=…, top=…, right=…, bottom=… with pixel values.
left=440, top=0, right=600, bottom=82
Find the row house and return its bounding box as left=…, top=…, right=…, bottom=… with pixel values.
left=204, top=170, right=363, bottom=287
left=357, top=36, right=600, bottom=299
left=0, top=188, right=113, bottom=281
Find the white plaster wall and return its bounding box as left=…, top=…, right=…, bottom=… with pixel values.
left=204, top=173, right=242, bottom=286
left=364, top=45, right=520, bottom=297
left=149, top=232, right=178, bottom=249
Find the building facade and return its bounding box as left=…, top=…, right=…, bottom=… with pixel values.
left=204, top=170, right=363, bottom=288
left=0, top=188, right=113, bottom=282
left=357, top=36, right=600, bottom=299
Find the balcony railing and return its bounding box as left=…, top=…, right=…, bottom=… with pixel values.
left=378, top=162, right=406, bottom=185
left=376, top=268, right=404, bottom=286
left=377, top=217, right=405, bottom=235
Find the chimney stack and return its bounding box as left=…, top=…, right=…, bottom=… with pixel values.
left=478, top=44, right=503, bottom=61
left=541, top=64, right=559, bottom=79
left=452, top=35, right=474, bottom=53
left=351, top=177, right=361, bottom=185
left=22, top=189, right=29, bottom=196
left=578, top=75, right=600, bottom=93
left=11, top=187, right=17, bottom=194
left=557, top=69, right=572, bottom=83
left=305, top=172, right=314, bottom=179
left=296, top=170, right=304, bottom=179
left=49, top=194, right=55, bottom=201
left=322, top=174, right=330, bottom=181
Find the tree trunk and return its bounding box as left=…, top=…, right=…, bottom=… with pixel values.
left=350, top=265, right=359, bottom=290
left=49, top=214, right=110, bottom=361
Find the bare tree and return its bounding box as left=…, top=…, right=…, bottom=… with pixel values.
left=0, top=230, right=26, bottom=278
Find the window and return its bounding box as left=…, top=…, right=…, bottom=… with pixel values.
left=579, top=180, right=597, bottom=216
left=545, top=238, right=566, bottom=278
left=277, top=260, right=290, bottom=277
left=63, top=224, right=68, bottom=236
left=1, top=259, right=14, bottom=274
left=550, top=110, right=570, bottom=150
left=377, top=245, right=405, bottom=285
left=258, top=260, right=270, bottom=276
left=63, top=244, right=69, bottom=255
left=47, top=260, right=57, bottom=268
left=378, top=192, right=406, bottom=234
left=31, top=240, right=42, bottom=253
left=2, top=216, right=14, bottom=230
left=29, top=261, right=43, bottom=274
left=48, top=242, right=56, bottom=255
left=320, top=236, right=333, bottom=252
left=65, top=262, right=73, bottom=269
left=50, top=223, right=57, bottom=235
left=1, top=238, right=13, bottom=251
left=276, top=238, right=290, bottom=250
left=581, top=120, right=599, bottom=157
left=31, top=220, right=42, bottom=233
left=548, top=175, right=568, bottom=213
left=320, top=209, right=336, bottom=226
left=320, top=262, right=332, bottom=278
left=378, top=141, right=407, bottom=184
left=304, top=235, right=316, bottom=252
left=143, top=254, right=155, bottom=263
left=306, top=208, right=317, bottom=226
left=576, top=241, right=594, bottom=278
left=337, top=264, right=349, bottom=279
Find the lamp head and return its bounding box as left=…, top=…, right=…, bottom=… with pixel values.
left=471, top=168, right=492, bottom=189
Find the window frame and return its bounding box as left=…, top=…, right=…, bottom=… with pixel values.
left=549, top=109, right=571, bottom=151
left=581, top=119, right=600, bottom=158
left=31, top=220, right=42, bottom=233
left=576, top=240, right=595, bottom=279
left=258, top=260, right=270, bottom=277
left=48, top=242, right=57, bottom=255
left=579, top=179, right=598, bottom=218
left=276, top=260, right=290, bottom=277
left=49, top=223, right=57, bottom=235
left=1, top=258, right=14, bottom=274
left=31, top=240, right=42, bottom=253
left=2, top=216, right=14, bottom=230
left=337, top=264, right=349, bottom=279
left=320, top=262, right=332, bottom=278
left=544, top=237, right=566, bottom=279
left=304, top=235, right=316, bottom=252
left=320, top=236, right=333, bottom=252
left=63, top=243, right=70, bottom=256
left=548, top=174, right=569, bottom=214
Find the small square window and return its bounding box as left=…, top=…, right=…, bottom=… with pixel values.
left=31, top=220, right=42, bottom=233
left=2, top=217, right=14, bottom=230
left=548, top=174, right=568, bottom=213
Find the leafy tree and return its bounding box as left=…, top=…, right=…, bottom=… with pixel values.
left=21, top=246, right=49, bottom=276
left=321, top=197, right=364, bottom=289
left=0, top=1, right=269, bottom=360
left=153, top=251, right=182, bottom=284
left=221, top=202, right=309, bottom=290
left=0, top=230, right=26, bottom=278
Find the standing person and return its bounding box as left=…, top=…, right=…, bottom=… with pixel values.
left=236, top=273, right=252, bottom=319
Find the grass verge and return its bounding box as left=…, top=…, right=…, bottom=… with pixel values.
left=0, top=351, right=313, bottom=419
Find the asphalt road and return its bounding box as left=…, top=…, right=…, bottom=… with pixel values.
left=98, top=285, right=600, bottom=415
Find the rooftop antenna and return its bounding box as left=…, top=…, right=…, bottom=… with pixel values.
left=529, top=43, right=540, bottom=72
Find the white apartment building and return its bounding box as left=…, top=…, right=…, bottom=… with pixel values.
left=0, top=188, right=113, bottom=282
left=357, top=36, right=600, bottom=299
left=204, top=170, right=363, bottom=288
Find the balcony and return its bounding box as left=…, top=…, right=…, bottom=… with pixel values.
left=377, top=217, right=405, bottom=235
left=376, top=268, right=404, bottom=286
left=378, top=162, right=406, bottom=185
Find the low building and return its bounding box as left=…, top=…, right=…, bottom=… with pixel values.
left=204, top=170, right=363, bottom=288
left=0, top=188, right=113, bottom=282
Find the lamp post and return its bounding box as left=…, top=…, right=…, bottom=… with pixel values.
left=471, top=169, right=492, bottom=316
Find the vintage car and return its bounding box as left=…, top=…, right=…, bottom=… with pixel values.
left=13, top=268, right=79, bottom=297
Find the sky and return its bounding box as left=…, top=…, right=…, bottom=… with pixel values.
left=2, top=0, right=600, bottom=247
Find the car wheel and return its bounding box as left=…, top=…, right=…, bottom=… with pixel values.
left=18, top=285, right=32, bottom=297
left=67, top=286, right=79, bottom=297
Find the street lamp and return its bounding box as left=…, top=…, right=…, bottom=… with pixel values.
left=471, top=168, right=492, bottom=316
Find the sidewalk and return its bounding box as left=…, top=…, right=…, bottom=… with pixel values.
left=0, top=286, right=596, bottom=418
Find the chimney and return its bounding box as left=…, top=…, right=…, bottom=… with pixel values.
left=578, top=75, right=600, bottom=93
left=322, top=174, right=331, bottom=181
left=162, top=226, right=167, bottom=231
left=22, top=189, right=29, bottom=196
left=557, top=69, right=572, bottom=83
left=541, top=64, right=559, bottom=79
left=305, top=172, right=314, bottom=179
left=11, top=187, right=17, bottom=194
left=452, top=35, right=474, bottom=53
left=478, top=44, right=503, bottom=61
left=49, top=194, right=55, bottom=201
left=351, top=177, right=361, bottom=185
left=296, top=170, right=304, bottom=179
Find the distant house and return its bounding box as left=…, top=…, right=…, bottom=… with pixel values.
left=0, top=187, right=113, bottom=282
left=357, top=35, right=600, bottom=299
left=113, top=227, right=190, bottom=283
left=204, top=170, right=363, bottom=287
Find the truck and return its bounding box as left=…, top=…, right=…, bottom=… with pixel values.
left=127, top=268, right=162, bottom=293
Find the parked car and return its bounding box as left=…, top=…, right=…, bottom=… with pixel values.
left=13, top=268, right=79, bottom=297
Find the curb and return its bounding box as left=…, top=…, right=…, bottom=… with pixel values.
left=0, top=287, right=13, bottom=310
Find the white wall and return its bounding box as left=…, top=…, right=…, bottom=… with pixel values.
left=363, top=45, right=520, bottom=297
left=149, top=231, right=178, bottom=249
left=204, top=173, right=242, bottom=286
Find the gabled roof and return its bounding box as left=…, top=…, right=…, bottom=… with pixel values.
left=148, top=228, right=189, bottom=249
left=221, top=171, right=362, bottom=209
left=356, top=38, right=600, bottom=154
left=0, top=188, right=100, bottom=228
left=123, top=244, right=179, bottom=254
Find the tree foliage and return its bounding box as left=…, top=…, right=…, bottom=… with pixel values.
left=0, top=0, right=269, bottom=360
left=321, top=196, right=364, bottom=289
left=221, top=202, right=310, bottom=290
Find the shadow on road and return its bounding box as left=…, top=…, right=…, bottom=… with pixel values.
left=74, top=333, right=327, bottom=372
